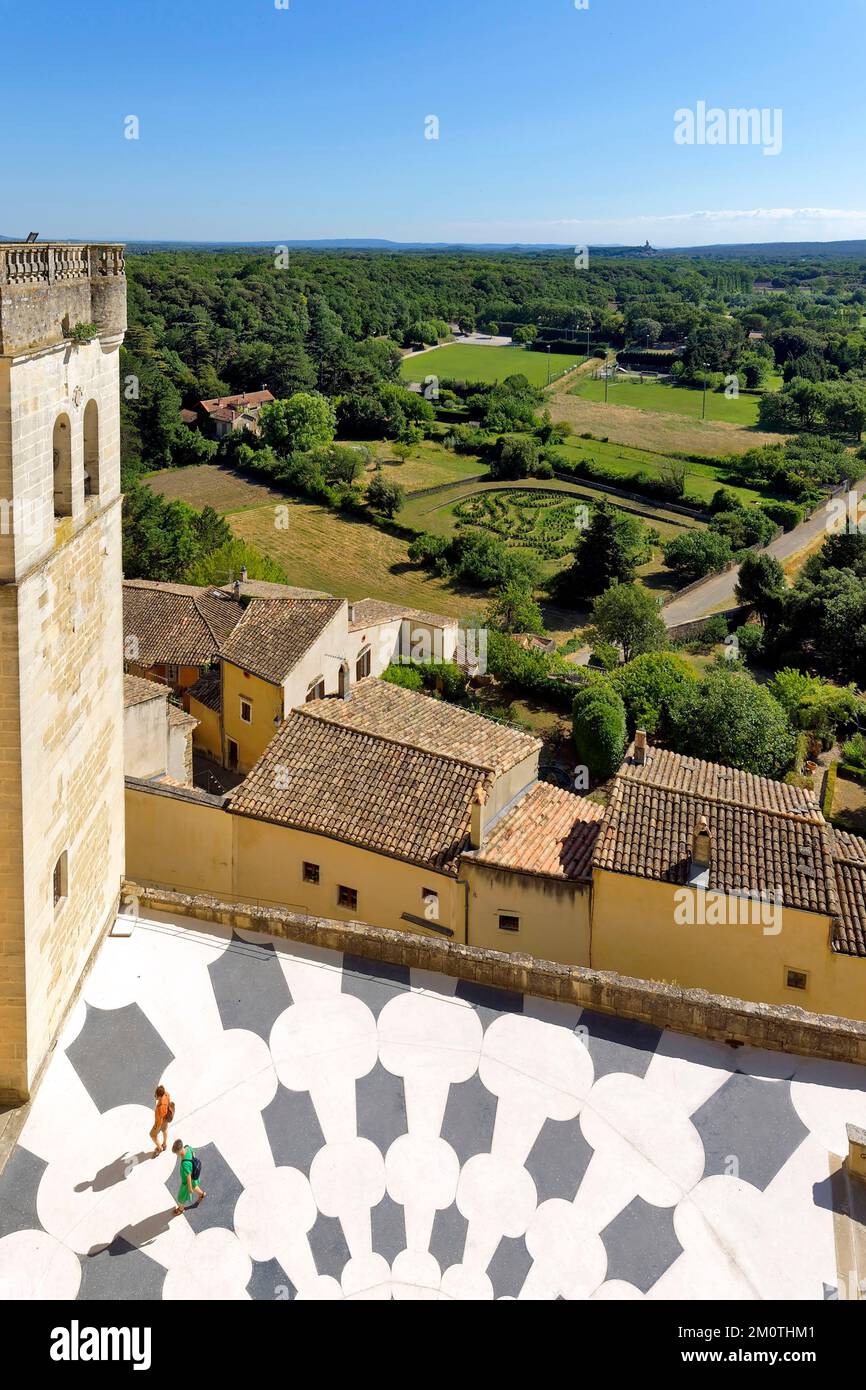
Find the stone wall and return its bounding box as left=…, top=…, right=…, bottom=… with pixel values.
left=0, top=245, right=126, bottom=355
left=128, top=883, right=866, bottom=1067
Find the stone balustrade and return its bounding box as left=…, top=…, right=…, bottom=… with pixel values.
left=0, top=243, right=125, bottom=287
left=0, top=244, right=126, bottom=354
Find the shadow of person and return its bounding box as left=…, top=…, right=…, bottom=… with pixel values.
left=74, top=1151, right=151, bottom=1194
left=86, top=1206, right=177, bottom=1257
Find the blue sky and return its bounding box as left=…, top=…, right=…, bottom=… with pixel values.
left=2, top=0, right=865, bottom=245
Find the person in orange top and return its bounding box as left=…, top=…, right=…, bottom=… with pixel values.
left=150, top=1084, right=173, bottom=1156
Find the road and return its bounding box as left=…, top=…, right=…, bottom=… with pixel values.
left=661, top=485, right=861, bottom=628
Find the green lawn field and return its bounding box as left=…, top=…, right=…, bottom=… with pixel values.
left=400, top=343, right=583, bottom=387
left=553, top=438, right=763, bottom=507
left=570, top=376, right=764, bottom=426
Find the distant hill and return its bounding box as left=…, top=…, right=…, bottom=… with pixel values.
left=2, top=235, right=865, bottom=261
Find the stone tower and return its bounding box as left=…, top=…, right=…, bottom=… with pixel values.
left=0, top=244, right=127, bottom=1101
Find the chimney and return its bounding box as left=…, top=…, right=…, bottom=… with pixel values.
left=233, top=580, right=241, bottom=600
left=470, top=784, right=487, bottom=849
left=634, top=729, right=647, bottom=765
left=692, top=816, right=712, bottom=871
left=240, top=566, right=248, bottom=583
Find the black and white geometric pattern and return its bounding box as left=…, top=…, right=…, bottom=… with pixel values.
left=0, top=910, right=863, bottom=1300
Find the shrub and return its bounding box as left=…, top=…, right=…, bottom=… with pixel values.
left=823, top=762, right=838, bottom=819
left=381, top=663, right=424, bottom=691
left=608, top=651, right=697, bottom=738
left=842, top=732, right=866, bottom=771
left=733, top=623, right=765, bottom=663
left=759, top=500, right=804, bottom=532
left=572, top=683, right=627, bottom=781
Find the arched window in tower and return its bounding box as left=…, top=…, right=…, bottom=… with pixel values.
left=83, top=400, right=100, bottom=499
left=52, top=413, right=73, bottom=518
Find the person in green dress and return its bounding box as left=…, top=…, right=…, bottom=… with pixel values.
left=171, top=1138, right=206, bottom=1215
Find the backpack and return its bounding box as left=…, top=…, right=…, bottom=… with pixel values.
left=189, top=1149, right=202, bottom=1182
left=166, top=1100, right=175, bottom=1123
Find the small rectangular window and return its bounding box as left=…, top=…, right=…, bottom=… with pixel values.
left=786, top=968, right=808, bottom=991
left=422, top=887, right=439, bottom=921
left=303, top=862, right=320, bottom=884
left=338, top=885, right=358, bottom=911
left=240, top=697, right=253, bottom=724
left=498, top=914, right=520, bottom=933
left=53, top=851, right=68, bottom=909
left=356, top=646, right=372, bottom=680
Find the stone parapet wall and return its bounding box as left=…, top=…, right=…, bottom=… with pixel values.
left=127, top=882, right=866, bottom=1067
left=0, top=245, right=126, bottom=355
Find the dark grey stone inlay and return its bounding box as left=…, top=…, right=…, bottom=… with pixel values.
left=371, top=1192, right=406, bottom=1265
left=342, top=953, right=411, bottom=1018
left=601, top=1195, right=683, bottom=1293
left=526, top=1114, right=593, bottom=1204
left=262, top=1083, right=326, bottom=1177
left=164, top=1141, right=242, bottom=1232
left=691, top=1073, right=809, bottom=1191
left=440, top=1071, right=497, bottom=1166
left=356, top=1060, right=407, bottom=1154
left=248, top=1257, right=296, bottom=1301
left=576, top=1009, right=661, bottom=1081
left=488, top=1233, right=533, bottom=1299
left=429, top=1200, right=469, bottom=1273
left=79, top=1237, right=166, bottom=1301
left=0, top=1144, right=46, bottom=1239
left=309, top=1211, right=350, bottom=1280
left=455, top=979, right=523, bottom=1025
left=66, top=1002, right=174, bottom=1113
left=209, top=933, right=293, bottom=1042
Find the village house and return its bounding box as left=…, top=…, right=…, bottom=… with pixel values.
left=589, top=736, right=866, bottom=1021
left=195, top=388, right=275, bottom=438
left=125, top=701, right=866, bottom=1023
left=181, top=582, right=460, bottom=774
left=122, top=579, right=244, bottom=699
left=123, top=674, right=197, bottom=786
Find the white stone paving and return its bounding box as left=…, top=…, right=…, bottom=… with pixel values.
left=0, top=909, right=863, bottom=1301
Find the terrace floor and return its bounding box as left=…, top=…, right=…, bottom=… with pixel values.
left=0, top=910, right=864, bottom=1301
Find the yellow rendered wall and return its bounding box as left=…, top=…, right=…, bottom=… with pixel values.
left=591, top=869, right=866, bottom=1023
left=232, top=816, right=464, bottom=939
left=189, top=698, right=221, bottom=763
left=125, top=787, right=464, bottom=942
left=125, top=786, right=233, bottom=898
left=463, top=862, right=591, bottom=967
left=221, top=664, right=281, bottom=772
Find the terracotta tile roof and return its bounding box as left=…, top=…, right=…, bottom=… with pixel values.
left=219, top=597, right=344, bottom=685
left=595, top=781, right=836, bottom=916
left=831, top=829, right=866, bottom=957
left=221, top=580, right=334, bottom=601
left=188, top=670, right=222, bottom=714
left=304, top=677, right=540, bottom=776
left=465, top=783, right=605, bottom=881
left=616, top=746, right=820, bottom=816
left=168, top=704, right=197, bottom=730
left=229, top=710, right=490, bottom=873
left=123, top=673, right=168, bottom=708
left=123, top=581, right=244, bottom=667
left=199, top=390, right=274, bottom=414
left=593, top=749, right=839, bottom=920
left=348, top=598, right=456, bottom=632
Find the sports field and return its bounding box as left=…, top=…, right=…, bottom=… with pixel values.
left=400, top=343, right=583, bottom=387
left=571, top=376, right=764, bottom=425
